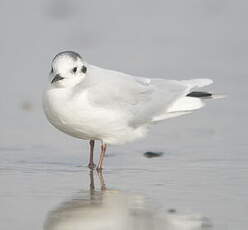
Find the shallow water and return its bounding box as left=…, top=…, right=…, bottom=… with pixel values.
left=1, top=150, right=214, bottom=230
left=1, top=0, right=248, bottom=229
left=1, top=130, right=248, bottom=230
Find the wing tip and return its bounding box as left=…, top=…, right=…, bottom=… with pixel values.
left=187, top=91, right=212, bottom=98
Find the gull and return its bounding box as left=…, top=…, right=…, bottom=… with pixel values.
left=43, top=51, right=219, bottom=170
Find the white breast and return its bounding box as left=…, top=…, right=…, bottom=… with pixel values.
left=43, top=87, right=148, bottom=144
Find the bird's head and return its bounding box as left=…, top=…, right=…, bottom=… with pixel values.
left=50, top=51, right=87, bottom=88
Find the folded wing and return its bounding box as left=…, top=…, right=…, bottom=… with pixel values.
left=87, top=65, right=213, bottom=127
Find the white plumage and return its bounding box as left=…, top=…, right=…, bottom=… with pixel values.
left=43, top=64, right=212, bottom=144
left=43, top=51, right=216, bottom=169
left=44, top=53, right=212, bottom=144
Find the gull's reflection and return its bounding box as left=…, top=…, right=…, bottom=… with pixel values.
left=44, top=171, right=212, bottom=230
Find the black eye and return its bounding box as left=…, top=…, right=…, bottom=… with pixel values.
left=50, top=67, right=54, bottom=73
left=81, top=66, right=87, bottom=73
left=72, top=67, right=77, bottom=73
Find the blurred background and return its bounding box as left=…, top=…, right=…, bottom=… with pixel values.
left=1, top=0, right=246, bottom=148
left=0, top=0, right=248, bottom=230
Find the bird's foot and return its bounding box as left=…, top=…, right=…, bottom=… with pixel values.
left=88, top=163, right=96, bottom=170
left=96, top=166, right=103, bottom=171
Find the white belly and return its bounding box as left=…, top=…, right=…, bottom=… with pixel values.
left=43, top=88, right=148, bottom=144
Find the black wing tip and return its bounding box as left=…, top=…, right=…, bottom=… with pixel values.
left=187, top=91, right=212, bottom=98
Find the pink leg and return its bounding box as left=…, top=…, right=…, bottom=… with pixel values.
left=97, top=143, right=107, bottom=170
left=88, top=140, right=96, bottom=169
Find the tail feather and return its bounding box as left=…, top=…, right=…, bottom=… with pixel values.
left=167, top=97, right=204, bottom=113
left=152, top=78, right=223, bottom=122
left=166, top=79, right=213, bottom=114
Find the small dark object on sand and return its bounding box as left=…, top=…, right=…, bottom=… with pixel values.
left=168, top=208, right=177, bottom=213
left=144, top=151, right=164, bottom=158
